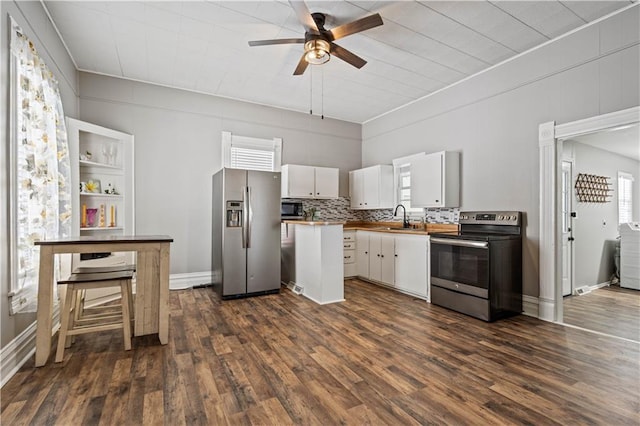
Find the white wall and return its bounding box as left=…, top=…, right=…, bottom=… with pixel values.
left=564, top=141, right=640, bottom=287
left=1, top=1, right=78, bottom=347
left=78, top=73, right=362, bottom=276
left=362, top=6, right=640, bottom=298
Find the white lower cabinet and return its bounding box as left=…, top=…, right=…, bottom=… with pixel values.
left=354, top=230, right=429, bottom=300
left=369, top=234, right=395, bottom=285
left=394, top=234, right=429, bottom=298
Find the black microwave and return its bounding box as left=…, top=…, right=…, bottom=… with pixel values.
left=281, top=201, right=304, bottom=219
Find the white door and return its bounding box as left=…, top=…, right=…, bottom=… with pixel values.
left=380, top=235, right=395, bottom=285
left=350, top=170, right=364, bottom=208
left=369, top=234, right=382, bottom=281
left=394, top=235, right=428, bottom=296
left=356, top=232, right=370, bottom=278
left=287, top=165, right=315, bottom=197
left=411, top=152, right=443, bottom=207
left=314, top=167, right=338, bottom=198
left=561, top=161, right=573, bottom=296
left=362, top=167, right=379, bottom=208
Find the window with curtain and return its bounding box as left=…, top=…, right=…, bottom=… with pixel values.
left=618, top=171, right=633, bottom=225
left=392, top=152, right=425, bottom=217
left=221, top=131, right=282, bottom=172
left=9, top=18, right=72, bottom=314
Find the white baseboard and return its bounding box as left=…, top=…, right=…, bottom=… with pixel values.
left=0, top=306, right=60, bottom=389
left=522, top=295, right=539, bottom=318
left=170, top=271, right=213, bottom=290
left=0, top=321, right=36, bottom=388
left=0, top=271, right=212, bottom=388
left=538, top=297, right=556, bottom=322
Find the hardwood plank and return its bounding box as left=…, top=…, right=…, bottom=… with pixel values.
left=3, top=279, right=639, bottom=425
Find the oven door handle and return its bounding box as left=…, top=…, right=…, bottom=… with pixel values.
left=430, top=238, right=489, bottom=249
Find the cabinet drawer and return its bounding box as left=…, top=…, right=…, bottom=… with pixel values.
left=343, top=250, right=356, bottom=264
left=343, top=242, right=355, bottom=250
left=343, top=233, right=355, bottom=242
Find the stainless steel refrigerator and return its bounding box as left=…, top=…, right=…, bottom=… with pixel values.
left=212, top=168, right=281, bottom=299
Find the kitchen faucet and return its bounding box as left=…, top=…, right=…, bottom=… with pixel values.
left=394, top=204, right=410, bottom=228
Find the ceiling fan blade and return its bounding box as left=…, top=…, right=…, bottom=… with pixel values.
left=248, top=38, right=305, bottom=47
left=329, top=13, right=383, bottom=41
left=293, top=53, right=309, bottom=75
left=330, top=43, right=367, bottom=69
left=289, top=0, right=319, bottom=32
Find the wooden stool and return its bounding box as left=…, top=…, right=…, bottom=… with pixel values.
left=55, top=270, right=134, bottom=363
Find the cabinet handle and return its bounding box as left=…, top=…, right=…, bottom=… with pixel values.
left=394, top=254, right=398, bottom=257
left=435, top=200, right=439, bottom=203
left=317, top=192, right=320, bottom=195
left=381, top=254, right=384, bottom=258
left=309, top=192, right=313, bottom=195
left=344, top=256, right=351, bottom=259
left=365, top=251, right=368, bottom=254
left=377, top=254, right=380, bottom=257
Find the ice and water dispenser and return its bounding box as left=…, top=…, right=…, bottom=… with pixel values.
left=226, top=201, right=243, bottom=227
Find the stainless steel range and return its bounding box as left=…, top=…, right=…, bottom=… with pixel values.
left=429, top=211, right=523, bottom=322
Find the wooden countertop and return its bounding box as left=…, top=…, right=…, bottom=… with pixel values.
left=282, top=220, right=346, bottom=226
left=343, top=221, right=458, bottom=235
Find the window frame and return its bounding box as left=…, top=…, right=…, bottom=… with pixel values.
left=221, top=131, right=282, bottom=172
left=392, top=152, right=425, bottom=219
left=618, top=171, right=633, bottom=225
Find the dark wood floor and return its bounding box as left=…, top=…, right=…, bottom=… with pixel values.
left=564, top=285, right=640, bottom=342
left=3, top=279, right=640, bottom=425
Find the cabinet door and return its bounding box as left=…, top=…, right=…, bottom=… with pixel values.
left=394, top=235, right=428, bottom=296
left=350, top=170, right=364, bottom=208
left=314, top=167, right=338, bottom=198
left=362, top=167, right=379, bottom=208
left=286, top=165, right=315, bottom=198
left=356, top=232, right=369, bottom=278
left=368, top=234, right=382, bottom=281
left=380, top=235, right=395, bottom=285
left=411, top=153, right=443, bottom=207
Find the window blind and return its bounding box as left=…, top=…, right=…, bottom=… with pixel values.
left=221, top=131, right=282, bottom=172
left=230, top=146, right=275, bottom=171
left=618, top=172, right=633, bottom=225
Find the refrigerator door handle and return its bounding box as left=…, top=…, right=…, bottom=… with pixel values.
left=242, top=186, right=248, bottom=248
left=246, top=186, right=253, bottom=248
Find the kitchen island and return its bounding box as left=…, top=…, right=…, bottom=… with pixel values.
left=283, top=220, right=345, bottom=304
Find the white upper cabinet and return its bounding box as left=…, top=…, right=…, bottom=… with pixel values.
left=411, top=151, right=460, bottom=208
left=349, top=165, right=394, bottom=209
left=281, top=164, right=338, bottom=199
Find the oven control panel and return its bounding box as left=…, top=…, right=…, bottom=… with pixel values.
left=459, top=211, right=521, bottom=226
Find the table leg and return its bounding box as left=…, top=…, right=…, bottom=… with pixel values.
left=158, top=243, right=170, bottom=344
left=35, top=245, right=55, bottom=367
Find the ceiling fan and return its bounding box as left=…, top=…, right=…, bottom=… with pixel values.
left=248, top=1, right=383, bottom=75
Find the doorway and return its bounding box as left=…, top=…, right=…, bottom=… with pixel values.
left=538, top=106, right=640, bottom=341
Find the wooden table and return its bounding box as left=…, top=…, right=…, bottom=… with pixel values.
left=34, top=235, right=173, bottom=367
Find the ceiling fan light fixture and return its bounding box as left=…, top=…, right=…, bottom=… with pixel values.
left=304, top=39, right=330, bottom=65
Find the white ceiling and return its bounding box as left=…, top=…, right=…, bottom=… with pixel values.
left=570, top=124, right=640, bottom=161
left=43, top=1, right=634, bottom=123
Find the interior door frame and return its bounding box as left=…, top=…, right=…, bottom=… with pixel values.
left=538, top=106, right=640, bottom=323
left=560, top=159, right=574, bottom=297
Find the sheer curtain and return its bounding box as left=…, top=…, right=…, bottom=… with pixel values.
left=9, top=18, right=71, bottom=314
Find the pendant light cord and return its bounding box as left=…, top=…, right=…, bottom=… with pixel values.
left=309, top=66, right=313, bottom=115
left=321, top=66, right=324, bottom=120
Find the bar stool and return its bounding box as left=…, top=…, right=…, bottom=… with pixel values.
left=55, top=270, right=134, bottom=363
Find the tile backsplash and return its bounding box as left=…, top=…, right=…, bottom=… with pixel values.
left=285, top=197, right=459, bottom=224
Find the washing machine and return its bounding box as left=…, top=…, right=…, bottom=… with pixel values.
left=619, top=222, right=640, bottom=290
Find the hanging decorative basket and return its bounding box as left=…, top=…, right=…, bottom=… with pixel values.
left=574, top=173, right=613, bottom=203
